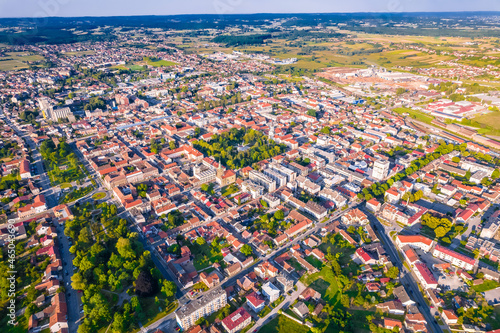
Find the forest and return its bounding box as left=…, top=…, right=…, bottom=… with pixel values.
left=212, top=34, right=272, bottom=46
left=67, top=202, right=177, bottom=333
left=193, top=128, right=286, bottom=170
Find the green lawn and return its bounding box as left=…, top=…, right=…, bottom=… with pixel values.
left=60, top=183, right=72, bottom=189
left=141, top=300, right=178, bottom=327
left=472, top=280, right=500, bottom=292
left=191, top=242, right=223, bottom=271
left=305, top=255, right=324, bottom=270
left=2, top=314, right=28, bottom=333
left=393, top=107, right=434, bottom=124
left=259, top=314, right=310, bottom=333
left=259, top=305, right=272, bottom=318
left=288, top=258, right=305, bottom=272
left=128, top=64, right=147, bottom=71
left=92, top=192, right=106, bottom=200
left=471, top=112, right=500, bottom=136
left=222, top=184, right=239, bottom=197
left=303, top=266, right=341, bottom=306
left=61, top=185, right=93, bottom=204
left=191, top=281, right=209, bottom=292
left=146, top=59, right=177, bottom=67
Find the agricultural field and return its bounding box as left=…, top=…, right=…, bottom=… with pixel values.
left=0, top=51, right=44, bottom=71
left=393, top=107, right=435, bottom=124
left=472, top=111, right=500, bottom=137
left=144, top=58, right=177, bottom=67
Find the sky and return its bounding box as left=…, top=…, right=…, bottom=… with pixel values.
left=0, top=0, right=499, bottom=18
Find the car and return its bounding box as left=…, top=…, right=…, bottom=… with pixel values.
left=65, top=270, right=68, bottom=276
left=80, top=309, right=84, bottom=314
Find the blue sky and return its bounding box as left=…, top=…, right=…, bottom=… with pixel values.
left=0, top=0, right=499, bottom=18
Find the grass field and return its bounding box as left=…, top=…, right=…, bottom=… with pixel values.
left=92, top=192, right=106, bottom=200
left=472, top=111, right=500, bottom=136
left=112, top=63, right=147, bottom=71
left=194, top=35, right=457, bottom=72
left=145, top=59, right=177, bottom=67
left=60, top=183, right=72, bottom=189
left=393, top=107, right=434, bottom=124
left=472, top=280, right=500, bottom=292
left=259, top=314, right=310, bottom=333
left=0, top=51, right=44, bottom=71
left=303, top=266, right=341, bottom=305
left=190, top=242, right=223, bottom=271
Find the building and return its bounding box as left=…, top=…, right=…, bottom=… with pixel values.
left=262, top=193, right=280, bottom=208
left=262, top=281, right=280, bottom=303
left=193, top=165, right=216, bottom=184
left=20, top=159, right=31, bottom=179
left=433, top=245, right=476, bottom=271
left=442, top=309, right=459, bottom=325
left=303, top=200, right=328, bottom=220
left=393, top=286, right=415, bottom=307
left=341, top=208, right=368, bottom=225
left=372, top=159, right=390, bottom=181
left=175, top=288, right=227, bottom=330
left=18, top=195, right=47, bottom=219
left=246, top=292, right=265, bottom=313
left=216, top=164, right=237, bottom=187
left=396, top=235, right=435, bottom=252
left=263, top=168, right=287, bottom=188
left=292, top=302, right=309, bottom=319
left=221, top=307, right=251, bottom=333
left=249, top=170, right=276, bottom=192
left=414, top=262, right=438, bottom=289
left=44, top=106, right=75, bottom=122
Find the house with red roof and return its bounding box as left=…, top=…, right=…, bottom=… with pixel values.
left=396, top=235, right=434, bottom=252
left=414, top=262, right=438, bottom=289
left=246, top=292, right=265, bottom=313
left=433, top=244, right=476, bottom=271
left=221, top=307, right=251, bottom=333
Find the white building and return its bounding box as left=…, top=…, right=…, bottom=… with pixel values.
left=372, top=159, right=390, bottom=181
left=432, top=245, right=476, bottom=271
left=249, top=170, right=276, bottom=192
left=262, top=282, right=280, bottom=303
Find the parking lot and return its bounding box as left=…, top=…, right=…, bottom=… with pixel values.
left=484, top=287, right=500, bottom=306
left=415, top=249, right=466, bottom=291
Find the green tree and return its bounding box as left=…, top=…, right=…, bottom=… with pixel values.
left=274, top=210, right=284, bottom=220
left=111, top=312, right=125, bottom=333
left=196, top=237, right=206, bottom=246
left=116, top=238, right=136, bottom=259
left=240, top=244, right=253, bottom=256
left=386, top=266, right=400, bottom=279
left=161, top=280, right=177, bottom=299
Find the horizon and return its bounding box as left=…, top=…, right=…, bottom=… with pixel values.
left=0, top=0, right=499, bottom=19
left=1, top=10, right=500, bottom=19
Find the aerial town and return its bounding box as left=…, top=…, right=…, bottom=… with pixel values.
left=1, top=11, right=500, bottom=333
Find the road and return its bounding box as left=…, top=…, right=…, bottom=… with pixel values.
left=2, top=115, right=58, bottom=208
left=0, top=111, right=83, bottom=332
left=247, top=281, right=306, bottom=333
left=364, top=208, right=443, bottom=333
left=138, top=201, right=360, bottom=332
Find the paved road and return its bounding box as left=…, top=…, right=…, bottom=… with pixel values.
left=1, top=112, right=84, bottom=332
left=55, top=220, right=82, bottom=333
left=248, top=281, right=306, bottom=333
left=3, top=115, right=58, bottom=208
left=364, top=209, right=443, bottom=333
left=138, top=201, right=359, bottom=332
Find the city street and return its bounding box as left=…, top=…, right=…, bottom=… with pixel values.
left=364, top=208, right=443, bottom=333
